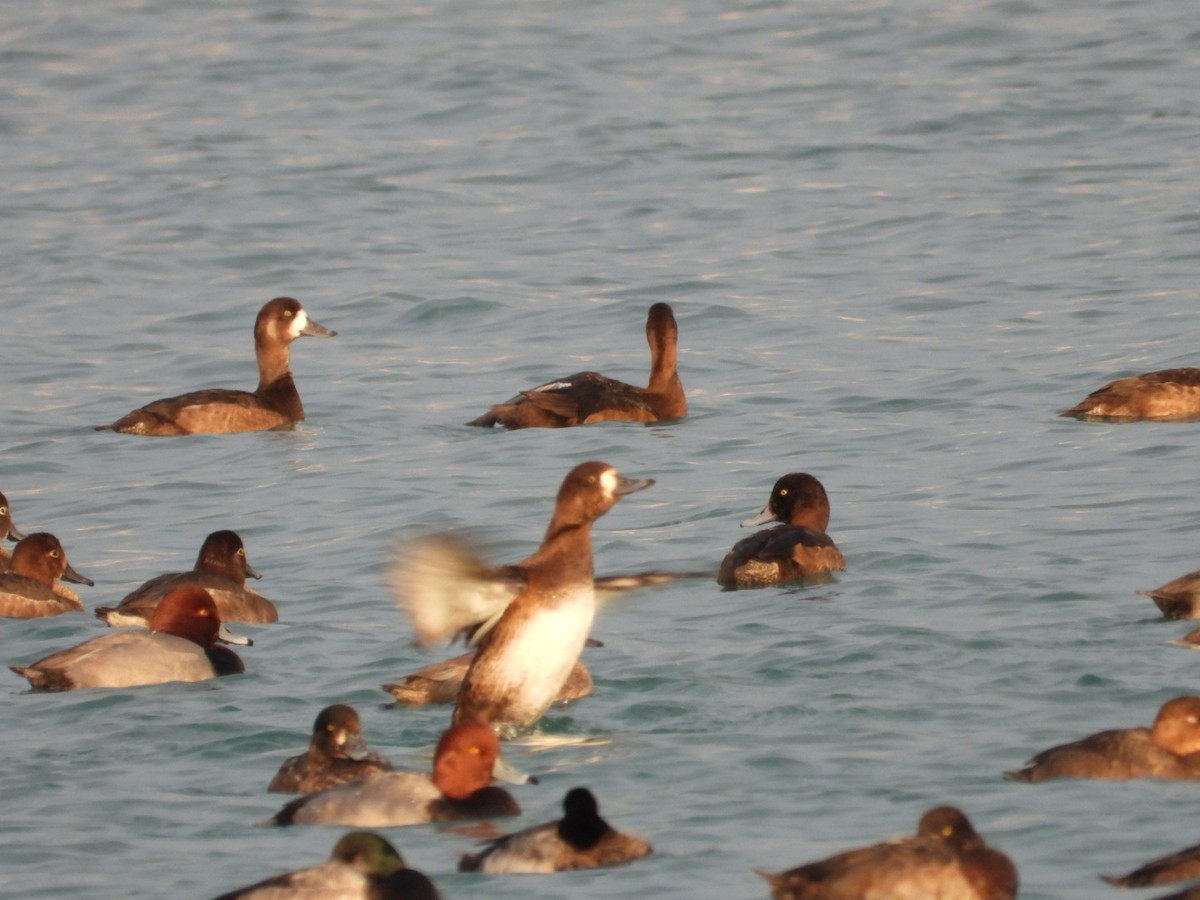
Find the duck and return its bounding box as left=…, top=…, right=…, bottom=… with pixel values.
left=0, top=489, right=26, bottom=570
left=717, top=473, right=846, bottom=588
left=10, top=585, right=244, bottom=690
left=211, top=831, right=440, bottom=900
left=459, top=786, right=652, bottom=874
left=268, top=704, right=394, bottom=794
left=0, top=532, right=94, bottom=618
left=1004, top=695, right=1200, bottom=782
left=1060, top=367, right=1200, bottom=420
left=1104, top=839, right=1200, bottom=892
left=269, top=721, right=520, bottom=827
left=467, top=303, right=685, bottom=429
left=94, top=297, right=336, bottom=436
left=417, top=462, right=653, bottom=732
left=95, top=529, right=277, bottom=627
left=383, top=651, right=594, bottom=707
left=758, top=806, right=1018, bottom=900
left=1137, top=569, right=1200, bottom=620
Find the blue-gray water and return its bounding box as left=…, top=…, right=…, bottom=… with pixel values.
left=3, top=1, right=1200, bottom=897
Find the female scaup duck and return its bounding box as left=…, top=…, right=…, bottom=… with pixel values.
left=459, top=786, right=652, bottom=874
left=1061, top=367, right=1200, bottom=420
left=758, top=806, right=1018, bottom=900
left=442, top=462, right=653, bottom=732
left=95, top=297, right=336, bottom=436
left=383, top=651, right=594, bottom=707
left=1005, top=695, right=1200, bottom=782
left=269, top=721, right=520, bottom=827
left=0, top=490, right=26, bottom=569
left=0, top=532, right=93, bottom=618
left=1105, top=839, right=1200, bottom=892
left=1137, top=568, right=1200, bottom=620
left=212, top=831, right=440, bottom=900
left=95, top=529, right=277, bottom=627
left=11, top=585, right=244, bottom=690
left=717, top=473, right=846, bottom=589
left=268, top=704, right=394, bottom=794
left=467, top=303, right=685, bottom=429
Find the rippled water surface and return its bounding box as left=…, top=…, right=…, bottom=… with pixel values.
left=4, top=1, right=1200, bottom=897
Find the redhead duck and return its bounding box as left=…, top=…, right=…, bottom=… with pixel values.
left=383, top=651, right=594, bottom=707
left=1060, top=367, right=1200, bottom=420
left=1005, top=695, right=1200, bottom=782
left=0, top=532, right=93, bottom=618
left=717, top=473, right=846, bottom=589
left=459, top=786, right=652, bottom=874
left=95, top=297, right=336, bottom=436
left=11, top=585, right=244, bottom=690
left=0, top=490, right=26, bottom=569
left=212, top=831, right=440, bottom=900
left=758, top=806, right=1018, bottom=900
left=1138, top=569, right=1200, bottom=620
left=269, top=721, right=520, bottom=827
left=1105, top=839, right=1200, bottom=891
left=268, top=704, right=394, bottom=794
left=426, top=462, right=653, bottom=732
left=467, top=303, right=685, bottom=429
left=95, top=529, right=277, bottom=627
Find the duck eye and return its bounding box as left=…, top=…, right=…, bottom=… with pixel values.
left=779, top=488, right=788, bottom=497
left=49, top=549, right=60, bottom=559
left=0, top=507, right=7, bottom=515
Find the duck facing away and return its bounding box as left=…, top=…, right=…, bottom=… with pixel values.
left=11, top=585, right=244, bottom=691
left=269, top=721, right=520, bottom=828
left=95, top=529, right=277, bottom=627
left=1060, top=367, right=1200, bottom=421
left=95, top=297, right=336, bottom=436
left=459, top=786, right=652, bottom=874
left=1005, top=695, right=1200, bottom=782
left=758, top=806, right=1018, bottom=900
left=211, top=831, right=441, bottom=900
left=1137, top=569, right=1200, bottom=620
left=268, top=704, right=394, bottom=794
left=718, top=473, right=846, bottom=589
left=0, top=532, right=93, bottom=618
left=467, top=303, right=685, bottom=429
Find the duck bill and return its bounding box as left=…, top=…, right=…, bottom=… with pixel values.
left=491, top=753, right=537, bottom=786
left=244, top=562, right=263, bottom=580
left=62, top=562, right=95, bottom=587
left=740, top=504, right=779, bottom=528
left=614, top=476, right=655, bottom=497
left=341, top=732, right=370, bottom=761
left=300, top=317, right=337, bottom=338
left=5, top=523, right=25, bottom=543
left=217, top=623, right=254, bottom=647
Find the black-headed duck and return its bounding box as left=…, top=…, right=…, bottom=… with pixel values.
left=718, top=473, right=846, bottom=589
left=11, top=585, right=244, bottom=690
left=268, top=704, right=394, bottom=794
left=467, top=303, right=685, bottom=429
left=459, top=786, right=652, bottom=874
left=1005, top=695, right=1200, bottom=782
left=0, top=532, right=93, bottom=618
left=211, top=831, right=440, bottom=900
left=758, top=806, right=1018, bottom=900
left=0, top=489, right=26, bottom=570
left=1061, top=367, right=1200, bottom=420
left=95, top=297, right=336, bottom=436
left=1138, top=568, right=1200, bottom=620
left=95, top=529, right=277, bottom=627
left=269, top=721, right=520, bottom=828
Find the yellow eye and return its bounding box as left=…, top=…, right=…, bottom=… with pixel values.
left=237, top=548, right=245, bottom=557
left=50, top=549, right=60, bottom=559
left=779, top=488, right=788, bottom=497
left=0, top=507, right=7, bottom=515
left=941, top=825, right=953, bottom=837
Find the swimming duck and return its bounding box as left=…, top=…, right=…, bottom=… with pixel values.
left=1137, top=569, right=1200, bottom=620
left=11, top=585, right=244, bottom=690
left=212, top=831, right=441, bottom=900
left=1060, top=367, right=1200, bottom=420
left=0, top=490, right=26, bottom=570
left=415, top=462, right=653, bottom=732
left=269, top=721, right=519, bottom=827
left=1005, top=695, right=1200, bottom=782
left=717, top=473, right=846, bottom=588
left=268, top=704, right=394, bottom=794
left=459, top=786, right=652, bottom=874
left=758, top=806, right=1018, bottom=900
left=383, top=651, right=594, bottom=707
left=1104, top=838, right=1200, bottom=891
left=467, top=303, right=685, bottom=429
left=95, top=529, right=277, bottom=627
left=95, top=297, right=336, bottom=436
left=0, top=532, right=94, bottom=618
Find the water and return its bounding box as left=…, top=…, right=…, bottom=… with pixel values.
left=3, top=0, right=1200, bottom=896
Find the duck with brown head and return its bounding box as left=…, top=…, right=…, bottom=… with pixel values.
left=0, top=532, right=93, bottom=618
left=268, top=704, right=395, bottom=794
